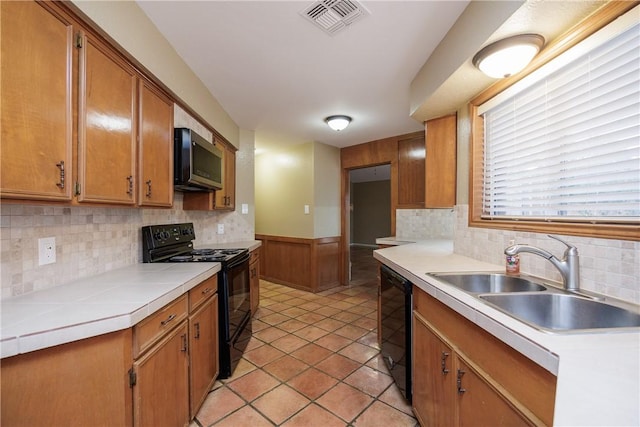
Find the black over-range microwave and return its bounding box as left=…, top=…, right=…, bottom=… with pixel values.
left=174, top=127, right=223, bottom=191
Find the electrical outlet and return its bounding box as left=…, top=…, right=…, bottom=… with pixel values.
left=217, top=224, right=224, bottom=234
left=241, top=204, right=249, bottom=214
left=38, top=237, right=56, bottom=266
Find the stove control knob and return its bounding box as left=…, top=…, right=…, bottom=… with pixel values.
left=162, top=231, right=170, bottom=239
left=154, top=232, right=163, bottom=240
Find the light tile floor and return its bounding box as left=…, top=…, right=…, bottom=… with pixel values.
left=192, top=274, right=418, bottom=427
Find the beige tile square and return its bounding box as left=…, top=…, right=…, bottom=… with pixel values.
left=353, top=401, right=417, bottom=426
left=194, top=386, right=245, bottom=425
left=338, top=341, right=379, bottom=364
left=226, top=368, right=280, bottom=402
left=344, top=365, right=394, bottom=397
left=263, top=355, right=310, bottom=382
left=252, top=384, right=310, bottom=425
left=288, top=367, right=338, bottom=399
left=316, top=383, right=373, bottom=423
left=212, top=405, right=273, bottom=427
left=281, top=403, right=345, bottom=427
left=315, top=353, right=361, bottom=380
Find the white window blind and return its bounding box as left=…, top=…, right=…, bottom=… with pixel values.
left=481, top=19, right=640, bottom=222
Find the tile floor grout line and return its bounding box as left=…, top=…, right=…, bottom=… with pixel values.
left=194, top=253, right=416, bottom=426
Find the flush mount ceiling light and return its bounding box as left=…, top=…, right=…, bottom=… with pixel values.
left=473, top=34, right=545, bottom=79
left=325, top=115, right=352, bottom=131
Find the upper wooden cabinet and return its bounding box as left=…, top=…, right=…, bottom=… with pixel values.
left=138, top=79, right=174, bottom=207
left=215, top=144, right=236, bottom=210
left=425, top=114, right=457, bottom=208
left=1, top=0, right=178, bottom=208
left=77, top=31, right=137, bottom=205
left=0, top=1, right=74, bottom=201
left=397, top=133, right=426, bottom=208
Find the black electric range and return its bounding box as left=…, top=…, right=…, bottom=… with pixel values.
left=141, top=222, right=251, bottom=379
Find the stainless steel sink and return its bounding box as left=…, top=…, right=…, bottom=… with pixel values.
left=431, top=273, right=547, bottom=293
left=480, top=293, right=640, bottom=331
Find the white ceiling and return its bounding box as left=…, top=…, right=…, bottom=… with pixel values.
left=136, top=0, right=469, bottom=151
left=135, top=0, right=604, bottom=153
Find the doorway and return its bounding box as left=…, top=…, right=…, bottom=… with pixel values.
left=348, top=165, right=391, bottom=285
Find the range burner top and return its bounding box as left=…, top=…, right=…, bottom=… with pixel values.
left=142, top=223, right=248, bottom=264
left=168, top=248, right=246, bottom=263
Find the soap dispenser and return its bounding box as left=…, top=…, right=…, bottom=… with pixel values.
left=506, top=239, right=520, bottom=274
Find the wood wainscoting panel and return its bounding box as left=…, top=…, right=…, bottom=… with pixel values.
left=256, top=235, right=341, bottom=293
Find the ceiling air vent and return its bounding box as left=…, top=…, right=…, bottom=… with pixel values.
left=301, top=0, right=370, bottom=36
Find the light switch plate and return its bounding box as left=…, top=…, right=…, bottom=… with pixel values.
left=241, top=204, right=248, bottom=214
left=38, top=237, right=56, bottom=266
left=304, top=205, right=310, bottom=214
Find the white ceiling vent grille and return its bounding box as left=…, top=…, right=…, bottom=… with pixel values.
left=301, top=0, right=370, bottom=36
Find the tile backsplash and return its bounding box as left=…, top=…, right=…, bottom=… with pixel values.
left=394, top=205, right=639, bottom=304
left=0, top=194, right=254, bottom=299
left=452, top=205, right=639, bottom=304
left=396, top=209, right=454, bottom=240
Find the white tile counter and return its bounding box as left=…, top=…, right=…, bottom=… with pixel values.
left=1, top=263, right=220, bottom=359
left=374, top=240, right=640, bottom=426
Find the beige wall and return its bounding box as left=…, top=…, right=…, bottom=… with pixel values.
left=255, top=143, right=314, bottom=238
left=71, top=0, right=239, bottom=148
left=255, top=142, right=340, bottom=239
left=312, top=142, right=341, bottom=238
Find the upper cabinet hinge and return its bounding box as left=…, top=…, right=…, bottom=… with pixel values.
left=128, top=368, right=137, bottom=388
left=74, top=182, right=81, bottom=196
left=75, top=33, right=83, bottom=49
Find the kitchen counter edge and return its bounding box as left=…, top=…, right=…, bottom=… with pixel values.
left=373, top=240, right=640, bottom=427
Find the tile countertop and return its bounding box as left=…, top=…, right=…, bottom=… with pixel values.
left=1, top=263, right=221, bottom=359
left=0, top=240, right=262, bottom=359
left=374, top=240, right=640, bottom=427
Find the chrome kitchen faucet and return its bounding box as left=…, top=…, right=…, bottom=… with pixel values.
left=505, top=235, right=580, bottom=292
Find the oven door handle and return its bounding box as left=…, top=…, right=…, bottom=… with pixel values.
left=226, top=252, right=250, bottom=269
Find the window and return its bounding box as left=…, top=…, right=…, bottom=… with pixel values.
left=470, top=4, right=640, bottom=241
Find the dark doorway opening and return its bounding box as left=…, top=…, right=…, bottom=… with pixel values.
left=349, top=165, right=391, bottom=285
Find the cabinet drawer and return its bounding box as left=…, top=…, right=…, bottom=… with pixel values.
left=189, top=275, right=218, bottom=312
left=134, top=295, right=188, bottom=358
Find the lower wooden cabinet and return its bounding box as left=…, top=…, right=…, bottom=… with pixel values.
left=250, top=248, right=260, bottom=315
left=0, top=275, right=219, bottom=427
left=133, top=321, right=190, bottom=427
left=0, top=329, right=133, bottom=426
left=412, top=286, right=557, bottom=427
left=189, top=294, right=219, bottom=417
left=412, top=313, right=455, bottom=426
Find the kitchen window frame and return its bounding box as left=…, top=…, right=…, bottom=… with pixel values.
left=468, top=1, right=640, bottom=242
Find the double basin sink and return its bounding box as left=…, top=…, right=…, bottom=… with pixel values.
left=428, top=273, right=640, bottom=333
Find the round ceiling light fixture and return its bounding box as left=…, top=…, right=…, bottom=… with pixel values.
left=325, top=115, right=352, bottom=131
left=472, top=34, right=545, bottom=79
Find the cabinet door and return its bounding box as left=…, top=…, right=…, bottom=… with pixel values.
left=425, top=114, right=457, bottom=208
left=77, top=32, right=137, bottom=205
left=413, top=311, right=456, bottom=427
left=397, top=134, right=425, bottom=208
left=0, top=1, right=74, bottom=201
left=215, top=145, right=235, bottom=210
left=189, top=294, right=219, bottom=417
left=133, top=321, right=189, bottom=427
left=457, top=359, right=532, bottom=427
left=138, top=79, right=173, bottom=207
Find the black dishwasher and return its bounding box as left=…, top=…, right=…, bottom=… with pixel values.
left=380, top=264, right=412, bottom=402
